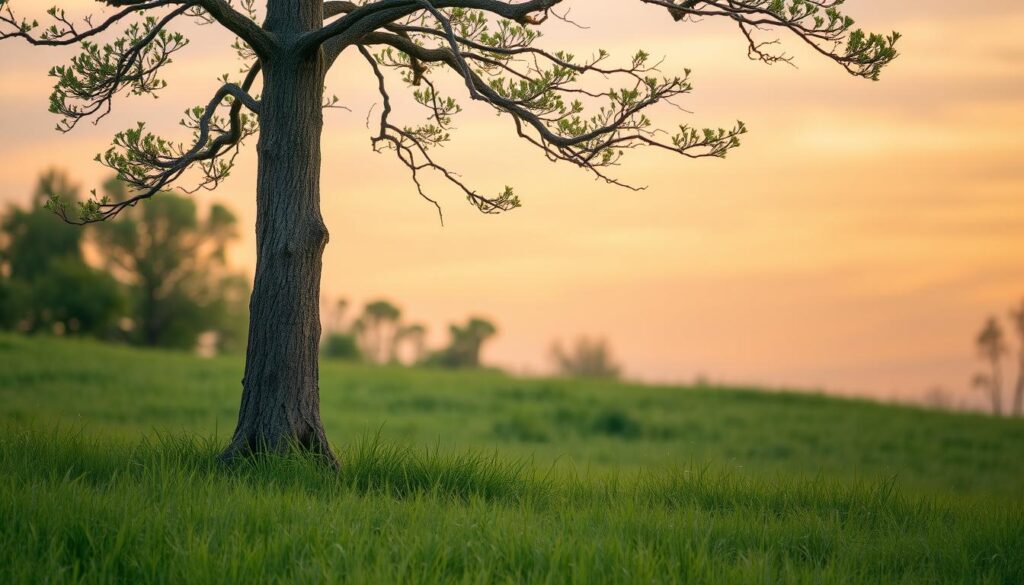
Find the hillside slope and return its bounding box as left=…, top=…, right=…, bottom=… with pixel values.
left=2, top=333, right=1021, bottom=497
left=1, top=334, right=1022, bottom=583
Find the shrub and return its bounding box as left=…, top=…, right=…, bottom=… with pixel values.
left=590, top=408, right=643, bottom=439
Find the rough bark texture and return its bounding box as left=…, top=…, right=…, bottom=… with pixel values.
left=221, top=2, right=337, bottom=465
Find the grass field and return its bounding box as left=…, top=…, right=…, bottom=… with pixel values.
left=1, top=333, right=1022, bottom=583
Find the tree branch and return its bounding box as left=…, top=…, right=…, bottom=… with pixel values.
left=356, top=26, right=744, bottom=216
left=641, top=0, right=899, bottom=80
left=0, top=1, right=176, bottom=45
left=191, top=0, right=275, bottom=58
left=300, top=0, right=562, bottom=56
left=5, top=0, right=898, bottom=225
left=47, top=69, right=262, bottom=224
left=49, top=4, right=195, bottom=132
left=1, top=1, right=274, bottom=57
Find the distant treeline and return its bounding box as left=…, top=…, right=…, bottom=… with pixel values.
left=321, top=296, right=622, bottom=378
left=320, top=297, right=499, bottom=369
left=1, top=169, right=624, bottom=377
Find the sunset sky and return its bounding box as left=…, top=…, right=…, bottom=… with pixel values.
left=1, top=0, right=1022, bottom=404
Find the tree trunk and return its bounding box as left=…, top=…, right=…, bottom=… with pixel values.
left=221, top=4, right=336, bottom=464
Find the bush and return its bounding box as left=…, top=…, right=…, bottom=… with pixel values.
left=23, top=258, right=125, bottom=337
left=590, top=408, right=643, bottom=439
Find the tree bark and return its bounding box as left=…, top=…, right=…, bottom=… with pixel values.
left=221, top=2, right=336, bottom=465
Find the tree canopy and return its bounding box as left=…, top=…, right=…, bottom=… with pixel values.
left=1, top=0, right=899, bottom=223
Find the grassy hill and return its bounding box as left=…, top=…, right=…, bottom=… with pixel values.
left=1, top=333, right=1022, bottom=583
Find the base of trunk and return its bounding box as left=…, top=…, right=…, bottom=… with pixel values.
left=218, top=423, right=339, bottom=469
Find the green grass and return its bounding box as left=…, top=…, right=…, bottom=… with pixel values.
left=1, top=333, right=1022, bottom=583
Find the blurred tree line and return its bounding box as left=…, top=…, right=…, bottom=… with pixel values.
left=2, top=169, right=625, bottom=374
left=972, top=302, right=1024, bottom=417
left=321, top=297, right=499, bottom=370
left=321, top=296, right=623, bottom=378
left=0, top=170, right=248, bottom=353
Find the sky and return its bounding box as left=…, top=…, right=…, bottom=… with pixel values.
left=1, top=1, right=1022, bottom=406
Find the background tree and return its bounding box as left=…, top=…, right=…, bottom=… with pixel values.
left=551, top=336, right=621, bottom=380
left=429, top=317, right=497, bottom=369
left=395, top=323, right=428, bottom=365
left=355, top=299, right=402, bottom=364
left=2, top=171, right=83, bottom=281
left=0, top=170, right=124, bottom=336
left=328, top=297, right=351, bottom=335
left=1, top=0, right=899, bottom=463
left=972, top=317, right=1007, bottom=416
left=1009, top=301, right=1024, bottom=417
left=321, top=296, right=362, bottom=361
left=93, top=183, right=246, bottom=350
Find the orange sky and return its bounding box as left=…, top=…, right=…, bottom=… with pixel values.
left=1, top=1, right=1023, bottom=405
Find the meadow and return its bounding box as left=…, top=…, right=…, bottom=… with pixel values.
left=1, top=333, right=1022, bottom=583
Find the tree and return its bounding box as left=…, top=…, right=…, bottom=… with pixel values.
left=973, top=317, right=1007, bottom=417
left=395, top=323, right=428, bottom=365
left=1, top=1, right=899, bottom=463
left=321, top=297, right=362, bottom=360
left=1009, top=301, right=1024, bottom=417
left=0, top=170, right=125, bottom=336
left=1, top=170, right=84, bottom=282
left=327, top=297, right=351, bottom=335
left=355, top=299, right=402, bottom=363
left=429, top=317, right=497, bottom=368
left=552, top=336, right=621, bottom=379
left=92, top=183, right=244, bottom=349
